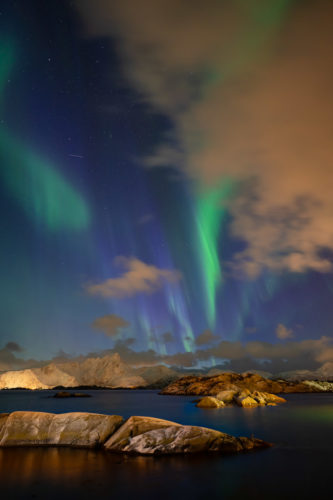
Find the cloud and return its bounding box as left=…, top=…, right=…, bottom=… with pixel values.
left=51, top=349, right=74, bottom=363
left=315, top=347, right=333, bottom=364
left=0, top=346, right=19, bottom=368
left=77, top=0, right=333, bottom=276
left=83, top=335, right=333, bottom=373
left=276, top=323, right=294, bottom=340
left=91, top=314, right=130, bottom=337
left=230, top=337, right=331, bottom=363
left=5, top=341, right=24, bottom=352
left=123, top=338, right=136, bottom=347
left=161, top=331, right=174, bottom=343
left=1, top=335, right=332, bottom=374
left=195, top=329, right=219, bottom=346
left=86, top=257, right=181, bottom=298
left=162, top=351, right=196, bottom=368
left=83, top=335, right=333, bottom=372
left=99, top=344, right=160, bottom=366
left=0, top=342, right=40, bottom=372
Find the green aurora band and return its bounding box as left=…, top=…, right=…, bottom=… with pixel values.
left=193, top=0, right=293, bottom=330
left=195, top=180, right=234, bottom=328
left=0, top=41, right=90, bottom=231
left=205, top=0, right=292, bottom=88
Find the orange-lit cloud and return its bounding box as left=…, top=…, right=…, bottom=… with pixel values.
left=77, top=0, right=333, bottom=276
left=91, top=314, right=130, bottom=337
left=195, top=329, right=219, bottom=346
left=276, top=323, right=294, bottom=340
left=86, top=257, right=181, bottom=298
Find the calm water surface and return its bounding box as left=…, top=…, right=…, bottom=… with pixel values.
left=0, top=390, right=332, bottom=499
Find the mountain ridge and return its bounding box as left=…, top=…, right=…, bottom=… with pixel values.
left=0, top=353, right=332, bottom=389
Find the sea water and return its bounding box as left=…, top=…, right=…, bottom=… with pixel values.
left=0, top=390, right=332, bottom=499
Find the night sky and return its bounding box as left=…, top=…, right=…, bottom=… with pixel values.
left=1, top=0, right=332, bottom=373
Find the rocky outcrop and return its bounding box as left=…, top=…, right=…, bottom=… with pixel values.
left=104, top=416, right=182, bottom=450
left=0, top=413, right=9, bottom=434
left=302, top=380, right=333, bottom=391
left=161, top=372, right=330, bottom=396
left=0, top=412, right=270, bottom=455
left=53, top=391, right=91, bottom=398
left=103, top=415, right=269, bottom=455
left=216, top=390, right=236, bottom=403
left=105, top=425, right=262, bottom=455
left=225, top=390, right=286, bottom=407
left=196, top=396, right=225, bottom=408
left=237, top=396, right=259, bottom=407
left=196, top=390, right=286, bottom=408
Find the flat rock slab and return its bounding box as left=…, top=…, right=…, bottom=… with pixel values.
left=0, top=411, right=123, bottom=447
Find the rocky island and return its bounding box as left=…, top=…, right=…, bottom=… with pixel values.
left=0, top=411, right=270, bottom=455
left=53, top=391, right=92, bottom=398
left=161, top=372, right=333, bottom=396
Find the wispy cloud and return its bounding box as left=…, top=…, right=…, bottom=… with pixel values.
left=1, top=336, right=332, bottom=374
left=86, top=257, right=181, bottom=298
left=195, top=329, right=219, bottom=346
left=91, top=314, right=130, bottom=337
left=4, top=342, right=24, bottom=352
left=161, top=332, right=175, bottom=343
left=276, top=323, right=294, bottom=340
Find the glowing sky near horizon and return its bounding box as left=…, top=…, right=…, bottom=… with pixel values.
left=0, top=0, right=332, bottom=368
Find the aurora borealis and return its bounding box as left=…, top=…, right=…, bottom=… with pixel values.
left=0, top=0, right=333, bottom=373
